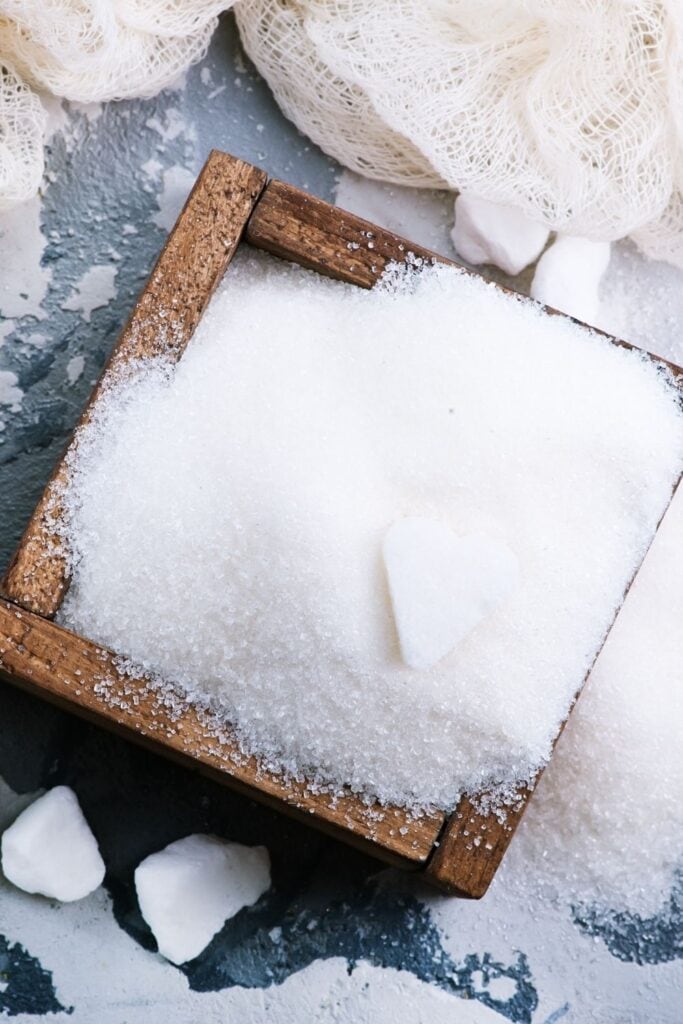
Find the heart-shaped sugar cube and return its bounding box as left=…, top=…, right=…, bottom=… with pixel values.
left=383, top=517, right=519, bottom=670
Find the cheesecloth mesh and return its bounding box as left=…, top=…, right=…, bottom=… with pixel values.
left=235, top=0, right=683, bottom=267
left=0, top=59, right=46, bottom=210
left=0, top=0, right=233, bottom=210
left=0, top=0, right=226, bottom=102
left=0, top=0, right=682, bottom=267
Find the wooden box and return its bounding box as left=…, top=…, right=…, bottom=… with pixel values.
left=1, top=151, right=680, bottom=897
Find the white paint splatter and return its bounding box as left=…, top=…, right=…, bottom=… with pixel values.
left=0, top=369, right=23, bottom=435
left=145, top=107, right=187, bottom=143
left=24, top=331, right=49, bottom=349
left=0, top=196, right=51, bottom=319
left=0, top=320, right=15, bottom=347
left=61, top=265, right=117, bottom=323
left=152, top=166, right=196, bottom=231
left=0, top=370, right=23, bottom=410
left=69, top=101, right=103, bottom=124
left=142, top=158, right=163, bottom=180
left=66, top=355, right=85, bottom=385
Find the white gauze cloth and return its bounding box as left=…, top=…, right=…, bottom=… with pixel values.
left=235, top=0, right=683, bottom=268
left=2, top=0, right=683, bottom=271
left=0, top=0, right=235, bottom=207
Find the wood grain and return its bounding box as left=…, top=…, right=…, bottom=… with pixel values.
left=0, top=598, right=443, bottom=864
left=425, top=791, right=531, bottom=898
left=2, top=151, right=267, bottom=618
left=246, top=178, right=455, bottom=284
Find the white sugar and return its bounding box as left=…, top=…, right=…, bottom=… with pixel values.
left=531, top=235, right=611, bottom=326
left=451, top=194, right=549, bottom=276
left=1, top=786, right=105, bottom=902
left=57, top=253, right=683, bottom=812
left=135, top=834, right=270, bottom=964
left=511, top=486, right=683, bottom=916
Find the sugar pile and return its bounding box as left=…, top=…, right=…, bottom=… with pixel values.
left=57, top=253, right=683, bottom=811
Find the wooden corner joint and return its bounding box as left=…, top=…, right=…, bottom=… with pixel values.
left=424, top=789, right=532, bottom=898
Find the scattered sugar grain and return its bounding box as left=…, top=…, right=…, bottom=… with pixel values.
left=58, top=253, right=683, bottom=812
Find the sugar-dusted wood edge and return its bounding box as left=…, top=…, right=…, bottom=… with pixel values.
left=0, top=598, right=442, bottom=865
left=247, top=175, right=683, bottom=897
left=247, top=178, right=683, bottom=377
left=2, top=151, right=268, bottom=618
left=424, top=788, right=530, bottom=897
left=246, top=178, right=456, bottom=287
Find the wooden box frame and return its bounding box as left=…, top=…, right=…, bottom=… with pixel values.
left=1, top=151, right=680, bottom=897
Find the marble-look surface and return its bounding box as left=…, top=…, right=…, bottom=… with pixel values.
left=0, top=15, right=680, bottom=1023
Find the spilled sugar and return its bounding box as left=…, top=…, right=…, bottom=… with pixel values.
left=510, top=486, right=683, bottom=916
left=334, top=176, right=683, bottom=912
left=57, top=253, right=683, bottom=812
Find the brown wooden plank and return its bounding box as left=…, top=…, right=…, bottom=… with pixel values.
left=246, top=178, right=455, bottom=285
left=2, top=151, right=268, bottom=619
left=0, top=598, right=443, bottom=864
left=425, top=791, right=530, bottom=898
